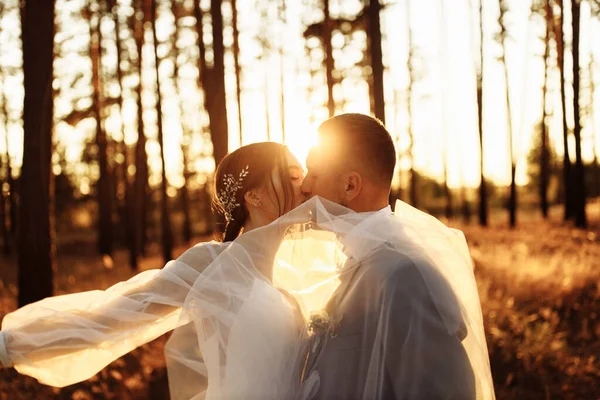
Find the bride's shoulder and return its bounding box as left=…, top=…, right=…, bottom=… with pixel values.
left=176, top=240, right=231, bottom=268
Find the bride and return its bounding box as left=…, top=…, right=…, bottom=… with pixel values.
left=0, top=142, right=310, bottom=399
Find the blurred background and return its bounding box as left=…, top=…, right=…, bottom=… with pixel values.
left=0, top=0, right=599, bottom=398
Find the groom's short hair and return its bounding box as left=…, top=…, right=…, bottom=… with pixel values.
left=317, top=113, right=396, bottom=187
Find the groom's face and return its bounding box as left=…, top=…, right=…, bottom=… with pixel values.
left=301, top=145, right=346, bottom=205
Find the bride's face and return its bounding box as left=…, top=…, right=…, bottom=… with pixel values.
left=259, top=150, right=305, bottom=222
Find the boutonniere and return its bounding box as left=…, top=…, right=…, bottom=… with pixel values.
left=308, top=310, right=331, bottom=336
left=308, top=309, right=343, bottom=338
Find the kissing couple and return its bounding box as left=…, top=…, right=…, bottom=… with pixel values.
left=0, top=113, right=495, bottom=399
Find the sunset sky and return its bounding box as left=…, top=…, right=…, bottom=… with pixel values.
left=0, top=0, right=599, bottom=191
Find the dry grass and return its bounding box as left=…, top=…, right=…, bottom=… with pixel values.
left=456, top=199, right=600, bottom=400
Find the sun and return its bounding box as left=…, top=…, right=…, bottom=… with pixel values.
left=282, top=125, right=320, bottom=169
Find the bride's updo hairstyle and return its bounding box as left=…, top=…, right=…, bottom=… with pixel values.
left=213, top=142, right=295, bottom=242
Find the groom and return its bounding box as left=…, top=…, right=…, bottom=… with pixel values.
left=300, top=113, right=477, bottom=399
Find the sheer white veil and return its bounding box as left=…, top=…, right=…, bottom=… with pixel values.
left=165, top=196, right=495, bottom=400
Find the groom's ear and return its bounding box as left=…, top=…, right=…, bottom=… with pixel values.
left=342, top=172, right=362, bottom=202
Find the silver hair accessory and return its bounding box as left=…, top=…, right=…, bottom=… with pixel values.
left=218, top=165, right=250, bottom=222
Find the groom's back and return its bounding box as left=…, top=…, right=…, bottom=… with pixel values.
left=311, top=245, right=476, bottom=400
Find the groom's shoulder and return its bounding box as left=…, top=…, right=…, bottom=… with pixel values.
left=359, top=243, right=436, bottom=288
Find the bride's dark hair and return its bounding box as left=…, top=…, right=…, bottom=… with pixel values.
left=213, top=142, right=295, bottom=242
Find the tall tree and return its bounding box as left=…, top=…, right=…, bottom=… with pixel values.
left=366, top=0, right=385, bottom=123
left=262, top=38, right=272, bottom=141
left=539, top=0, right=553, bottom=219
left=498, top=0, right=517, bottom=228
left=231, top=0, right=243, bottom=145
left=133, top=0, right=149, bottom=256
left=0, top=71, right=9, bottom=255
left=406, top=0, right=417, bottom=207
left=0, top=131, right=7, bottom=256
left=323, top=0, right=335, bottom=117
left=476, top=0, right=488, bottom=226
left=570, top=0, right=586, bottom=227
left=556, top=0, right=574, bottom=220
left=109, top=0, right=138, bottom=268
left=151, top=0, right=173, bottom=262
left=19, top=0, right=56, bottom=306
left=3, top=116, right=14, bottom=243
left=439, top=0, right=451, bottom=218
left=171, top=0, right=192, bottom=244
left=278, top=0, right=287, bottom=142
left=0, top=3, right=15, bottom=245
left=590, top=52, right=599, bottom=196
left=194, top=0, right=229, bottom=166
left=88, top=0, right=113, bottom=255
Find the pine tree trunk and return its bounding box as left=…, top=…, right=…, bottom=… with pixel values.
left=540, top=0, right=552, bottom=219
left=571, top=0, right=587, bottom=227
left=18, top=0, right=56, bottom=306
left=209, top=0, right=228, bottom=164
left=134, top=0, right=149, bottom=257
left=195, top=0, right=229, bottom=165
left=367, top=0, right=385, bottom=123
left=323, top=0, right=334, bottom=118
left=499, top=0, right=517, bottom=228
left=89, top=0, right=113, bottom=255
left=110, top=0, right=138, bottom=269
left=444, top=164, right=452, bottom=220
left=1, top=82, right=16, bottom=237
left=407, top=0, right=417, bottom=208
left=0, top=74, right=10, bottom=255
left=0, top=157, right=7, bottom=255
left=279, top=0, right=287, bottom=142
left=151, top=0, right=173, bottom=262
left=556, top=0, right=574, bottom=220
left=477, top=0, right=488, bottom=226
left=171, top=0, right=192, bottom=244
left=231, top=0, right=243, bottom=145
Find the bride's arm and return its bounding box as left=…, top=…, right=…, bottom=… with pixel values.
left=0, top=241, right=227, bottom=387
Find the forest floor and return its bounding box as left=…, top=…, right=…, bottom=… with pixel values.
left=0, top=201, right=599, bottom=399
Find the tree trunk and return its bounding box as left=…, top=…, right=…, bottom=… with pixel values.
left=110, top=0, right=138, bottom=269
left=477, top=0, right=488, bottom=226
left=367, top=0, right=385, bottom=123
left=231, top=0, right=243, bottom=145
left=134, top=0, right=149, bottom=257
left=89, top=0, right=113, bottom=255
left=0, top=74, right=10, bottom=255
left=324, top=0, right=334, bottom=117
left=571, top=0, right=587, bottom=227
left=540, top=0, right=552, bottom=219
left=2, top=102, right=16, bottom=238
left=209, top=0, right=228, bottom=164
left=590, top=51, right=599, bottom=197
left=407, top=0, right=417, bottom=208
left=556, top=0, right=574, bottom=220
left=19, top=0, right=56, bottom=306
left=151, top=0, right=173, bottom=262
left=279, top=0, right=287, bottom=142
left=0, top=150, right=7, bottom=255
left=444, top=163, right=452, bottom=220
left=499, top=0, right=517, bottom=228
left=195, top=0, right=229, bottom=165
left=172, top=0, right=192, bottom=244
